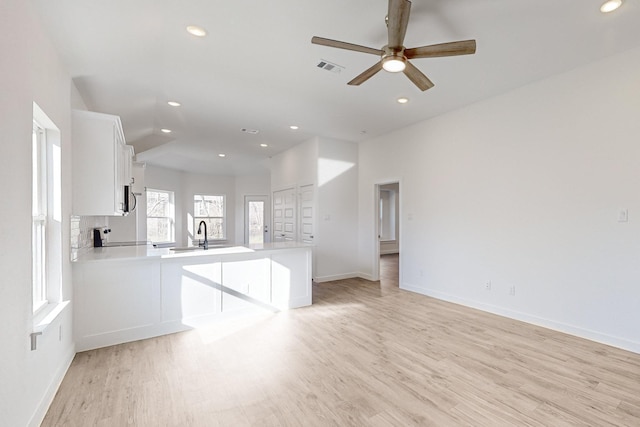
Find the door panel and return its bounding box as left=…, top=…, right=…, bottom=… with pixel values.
left=273, top=188, right=295, bottom=242
left=300, top=184, right=314, bottom=244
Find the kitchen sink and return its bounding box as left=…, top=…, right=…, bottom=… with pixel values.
left=169, top=246, right=205, bottom=252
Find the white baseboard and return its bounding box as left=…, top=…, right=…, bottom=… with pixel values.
left=402, top=282, right=640, bottom=355
left=314, top=272, right=359, bottom=283
left=29, top=345, right=76, bottom=427
left=357, top=272, right=375, bottom=281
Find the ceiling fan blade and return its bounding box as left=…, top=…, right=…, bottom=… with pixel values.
left=311, top=36, right=383, bottom=56
left=348, top=61, right=384, bottom=86
left=387, top=0, right=412, bottom=49
left=405, top=40, right=477, bottom=59
left=403, top=61, right=434, bottom=91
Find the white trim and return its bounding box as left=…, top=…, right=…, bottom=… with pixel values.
left=373, top=179, right=402, bottom=284
left=357, top=272, right=376, bottom=281
left=146, top=188, right=175, bottom=243
left=244, top=195, right=269, bottom=244
left=33, top=301, right=70, bottom=335
left=28, top=343, right=75, bottom=427
left=193, top=193, right=227, bottom=240
left=314, top=272, right=359, bottom=283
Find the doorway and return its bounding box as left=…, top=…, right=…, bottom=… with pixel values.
left=374, top=181, right=400, bottom=287
left=244, top=195, right=270, bottom=244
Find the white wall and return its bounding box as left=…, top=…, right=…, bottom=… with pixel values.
left=270, top=137, right=318, bottom=191
left=0, top=1, right=76, bottom=425
left=270, top=137, right=359, bottom=281
left=182, top=172, right=236, bottom=245
left=316, top=138, right=359, bottom=281
left=358, top=46, right=640, bottom=353
left=145, top=165, right=184, bottom=244
left=145, top=165, right=243, bottom=246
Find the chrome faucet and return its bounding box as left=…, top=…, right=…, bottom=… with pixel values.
left=197, top=220, right=208, bottom=249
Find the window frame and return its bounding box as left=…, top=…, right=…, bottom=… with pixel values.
left=193, top=194, right=226, bottom=241
left=32, top=121, right=48, bottom=314
left=31, top=103, right=63, bottom=317
left=146, top=188, right=175, bottom=243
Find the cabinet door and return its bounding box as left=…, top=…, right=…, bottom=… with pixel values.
left=72, top=110, right=127, bottom=216
left=272, top=249, right=312, bottom=309
left=74, top=260, right=161, bottom=350
left=221, top=257, right=271, bottom=313
left=113, top=125, right=124, bottom=214
left=161, top=259, right=222, bottom=324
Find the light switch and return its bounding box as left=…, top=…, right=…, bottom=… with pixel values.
left=618, top=209, right=628, bottom=223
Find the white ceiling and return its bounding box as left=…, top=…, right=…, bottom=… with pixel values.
left=33, top=0, right=640, bottom=175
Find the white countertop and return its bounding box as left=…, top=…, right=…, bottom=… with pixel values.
left=71, top=241, right=312, bottom=263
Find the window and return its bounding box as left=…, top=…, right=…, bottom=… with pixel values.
left=147, top=189, right=175, bottom=243
left=32, top=122, right=47, bottom=312
left=194, top=195, right=225, bottom=240
left=32, top=103, right=62, bottom=314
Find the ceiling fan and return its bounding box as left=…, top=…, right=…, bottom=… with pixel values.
left=311, top=0, right=476, bottom=91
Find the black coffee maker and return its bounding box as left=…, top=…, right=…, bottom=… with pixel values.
left=93, top=228, right=111, bottom=247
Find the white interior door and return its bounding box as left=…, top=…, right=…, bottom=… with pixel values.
left=299, top=184, right=315, bottom=244
left=273, top=188, right=296, bottom=242
left=244, top=195, right=270, bottom=244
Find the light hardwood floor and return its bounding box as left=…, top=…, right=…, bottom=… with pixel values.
left=43, top=255, right=640, bottom=426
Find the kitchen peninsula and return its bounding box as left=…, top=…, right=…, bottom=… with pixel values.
left=72, top=242, right=312, bottom=351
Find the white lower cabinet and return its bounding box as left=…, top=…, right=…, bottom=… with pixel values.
left=221, top=256, right=271, bottom=313
left=161, top=259, right=222, bottom=326
left=73, top=247, right=312, bottom=351
left=74, top=260, right=161, bottom=350
left=272, top=250, right=312, bottom=309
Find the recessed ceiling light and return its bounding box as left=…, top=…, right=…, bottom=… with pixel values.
left=397, top=97, right=409, bottom=104
left=600, top=0, right=622, bottom=12
left=289, top=125, right=299, bottom=130
left=161, top=128, right=172, bottom=133
left=260, top=143, right=268, bottom=147
left=167, top=101, right=181, bottom=107
left=186, top=25, right=207, bottom=37
left=218, top=153, right=226, bottom=158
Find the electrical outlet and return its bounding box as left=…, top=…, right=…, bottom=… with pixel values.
left=618, top=209, right=628, bottom=222
left=509, top=285, right=516, bottom=296
left=485, top=280, right=491, bottom=291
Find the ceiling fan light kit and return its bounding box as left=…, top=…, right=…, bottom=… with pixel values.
left=382, top=48, right=407, bottom=72
left=600, top=0, right=622, bottom=13
left=186, top=25, right=207, bottom=37
left=312, top=0, right=476, bottom=91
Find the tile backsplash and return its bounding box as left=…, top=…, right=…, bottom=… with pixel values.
left=70, top=215, right=109, bottom=250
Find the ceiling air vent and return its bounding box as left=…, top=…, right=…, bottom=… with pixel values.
left=317, top=59, right=344, bottom=74
left=241, top=128, right=259, bottom=134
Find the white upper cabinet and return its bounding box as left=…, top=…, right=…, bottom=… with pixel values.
left=72, top=110, right=133, bottom=216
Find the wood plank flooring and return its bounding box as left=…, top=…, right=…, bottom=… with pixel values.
left=42, top=254, right=640, bottom=426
